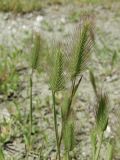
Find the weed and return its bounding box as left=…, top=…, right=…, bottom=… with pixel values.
left=28, top=33, right=44, bottom=150
left=90, top=71, right=113, bottom=160
left=50, top=45, right=65, bottom=159
left=0, top=46, right=20, bottom=97
left=49, top=19, right=94, bottom=159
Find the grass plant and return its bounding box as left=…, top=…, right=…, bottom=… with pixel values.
left=90, top=71, right=113, bottom=160
left=50, top=46, right=65, bottom=160
left=48, top=18, right=114, bottom=160
left=0, top=29, right=116, bottom=160
left=0, top=46, right=20, bottom=97
left=28, top=33, right=43, bottom=150
left=49, top=19, right=94, bottom=160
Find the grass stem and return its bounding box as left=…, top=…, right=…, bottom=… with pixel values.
left=94, top=132, right=103, bottom=160
left=59, top=76, right=82, bottom=152
left=52, top=91, right=61, bottom=160
left=29, top=69, right=34, bottom=149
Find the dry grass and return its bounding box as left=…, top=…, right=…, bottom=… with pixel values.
left=0, top=0, right=119, bottom=13
left=0, top=0, right=43, bottom=13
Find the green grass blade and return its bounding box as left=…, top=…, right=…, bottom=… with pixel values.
left=63, top=114, right=75, bottom=152
left=89, top=70, right=98, bottom=97
left=106, top=142, right=113, bottom=160
left=0, top=147, right=5, bottom=160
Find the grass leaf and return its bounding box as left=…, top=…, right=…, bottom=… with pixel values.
left=0, top=147, right=4, bottom=160
left=63, top=115, right=75, bottom=152
left=89, top=70, right=98, bottom=97
left=91, top=129, right=97, bottom=157
left=106, top=142, right=113, bottom=160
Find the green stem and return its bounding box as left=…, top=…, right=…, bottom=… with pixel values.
left=94, top=132, right=103, bottom=160
left=29, top=69, right=33, bottom=149
left=30, top=77, right=32, bottom=133
left=58, top=83, right=75, bottom=149
left=65, top=152, right=70, bottom=160
left=66, top=78, right=76, bottom=116
left=59, top=76, right=83, bottom=150
left=66, top=76, right=83, bottom=120
left=52, top=91, right=61, bottom=160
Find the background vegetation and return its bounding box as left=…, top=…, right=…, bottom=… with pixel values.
left=0, top=0, right=119, bottom=159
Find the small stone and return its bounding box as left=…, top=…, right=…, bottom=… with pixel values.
left=60, top=17, right=66, bottom=24
left=22, top=25, right=27, bottom=30
left=105, top=126, right=111, bottom=138
left=36, top=15, right=44, bottom=23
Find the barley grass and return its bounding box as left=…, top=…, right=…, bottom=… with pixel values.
left=90, top=71, right=113, bottom=160
left=49, top=18, right=94, bottom=159
left=29, top=33, right=43, bottom=150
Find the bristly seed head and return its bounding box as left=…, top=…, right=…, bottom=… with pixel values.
left=50, top=44, right=65, bottom=92
left=69, top=20, right=94, bottom=79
